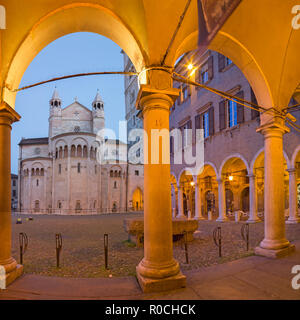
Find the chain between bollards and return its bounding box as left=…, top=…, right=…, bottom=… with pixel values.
left=213, top=226, right=222, bottom=257
left=19, top=232, right=28, bottom=264
left=241, top=223, right=250, bottom=251
left=55, top=233, right=62, bottom=268
left=104, top=234, right=109, bottom=270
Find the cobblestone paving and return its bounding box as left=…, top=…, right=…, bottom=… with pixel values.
left=11, top=213, right=300, bottom=278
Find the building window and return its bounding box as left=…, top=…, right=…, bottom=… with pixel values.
left=12, top=190, right=16, bottom=197
left=202, top=112, right=209, bottom=138
left=110, top=170, right=113, bottom=177
left=182, top=86, right=189, bottom=101
left=36, top=179, right=39, bottom=187
left=225, top=57, right=232, bottom=67
left=201, top=63, right=209, bottom=84
left=136, top=148, right=140, bottom=157
left=135, top=170, right=139, bottom=176
left=58, top=201, right=62, bottom=209
left=59, top=164, right=62, bottom=174
left=228, top=100, right=238, bottom=127
left=114, top=181, right=117, bottom=189
left=77, top=163, right=81, bottom=173
left=12, top=180, right=16, bottom=187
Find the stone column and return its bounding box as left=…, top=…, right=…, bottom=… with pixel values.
left=247, top=174, right=261, bottom=223
left=177, top=186, right=185, bottom=219
left=0, top=102, right=23, bottom=286
left=287, top=168, right=300, bottom=224
left=195, top=183, right=204, bottom=220
left=216, top=178, right=228, bottom=222
left=136, top=82, right=185, bottom=293
left=255, top=121, right=294, bottom=257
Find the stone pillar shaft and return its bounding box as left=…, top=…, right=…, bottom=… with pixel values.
left=287, top=169, right=300, bottom=224
left=248, top=174, right=260, bottom=223
left=255, top=122, right=294, bottom=257
left=0, top=102, right=23, bottom=285
left=136, top=85, right=185, bottom=292
left=216, top=178, right=228, bottom=222
left=195, top=183, right=204, bottom=220
left=177, top=186, right=185, bottom=218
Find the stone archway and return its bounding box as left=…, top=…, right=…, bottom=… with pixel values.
left=132, top=187, right=143, bottom=211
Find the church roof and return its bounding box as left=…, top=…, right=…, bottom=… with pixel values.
left=19, top=137, right=49, bottom=146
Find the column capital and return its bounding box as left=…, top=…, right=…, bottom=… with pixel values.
left=0, top=101, right=21, bottom=125
left=247, top=174, right=256, bottom=179
left=136, top=85, right=179, bottom=114
left=256, top=118, right=289, bottom=137
left=217, top=177, right=224, bottom=184
left=287, top=168, right=296, bottom=174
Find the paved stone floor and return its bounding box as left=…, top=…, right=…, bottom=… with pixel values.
left=9, top=213, right=300, bottom=278
left=1, top=240, right=300, bottom=300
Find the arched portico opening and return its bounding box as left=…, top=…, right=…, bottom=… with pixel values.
left=196, top=164, right=217, bottom=220
left=218, top=155, right=249, bottom=221
left=178, top=170, right=194, bottom=218
left=132, top=187, right=143, bottom=211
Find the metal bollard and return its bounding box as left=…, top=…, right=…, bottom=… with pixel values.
left=19, top=232, right=28, bottom=264
left=183, top=231, right=189, bottom=264
left=241, top=223, right=250, bottom=251
left=55, top=233, right=62, bottom=268
left=213, top=226, right=222, bottom=257
left=104, top=234, right=109, bottom=270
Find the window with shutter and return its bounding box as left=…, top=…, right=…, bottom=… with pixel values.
left=218, top=53, right=225, bottom=72
left=228, top=100, right=238, bottom=127
left=195, top=114, right=201, bottom=142
left=202, top=112, right=209, bottom=138
left=208, top=56, right=214, bottom=81
left=236, top=91, right=244, bottom=124
left=250, top=88, right=260, bottom=119
left=219, top=100, right=226, bottom=130
left=209, top=107, right=215, bottom=135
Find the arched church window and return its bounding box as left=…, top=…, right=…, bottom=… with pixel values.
left=114, top=171, right=118, bottom=177
left=59, top=147, right=63, bottom=158
left=77, top=145, right=82, bottom=158
left=64, top=146, right=68, bottom=158
left=36, top=168, right=40, bottom=176
left=31, top=168, right=35, bottom=176
left=83, top=146, right=88, bottom=158
left=54, top=101, right=58, bottom=107
left=114, top=181, right=117, bottom=189
left=36, top=179, right=39, bottom=187
left=77, top=163, right=81, bottom=173
left=55, top=149, right=58, bottom=159
left=90, top=147, right=94, bottom=159
left=58, top=201, right=62, bottom=209
left=71, top=145, right=76, bottom=157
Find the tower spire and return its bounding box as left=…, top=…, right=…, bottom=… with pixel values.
left=50, top=87, right=62, bottom=107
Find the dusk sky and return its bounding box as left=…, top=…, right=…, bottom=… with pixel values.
left=11, top=32, right=127, bottom=174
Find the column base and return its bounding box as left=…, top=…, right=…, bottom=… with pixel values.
left=6, top=264, right=23, bottom=287
left=137, top=270, right=186, bottom=293
left=216, top=216, right=229, bottom=222
left=247, top=218, right=262, bottom=224
left=194, top=216, right=205, bottom=221
left=255, top=244, right=295, bottom=258
left=286, top=217, right=300, bottom=224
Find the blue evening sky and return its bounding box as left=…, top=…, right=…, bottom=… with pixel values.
left=11, top=32, right=127, bottom=174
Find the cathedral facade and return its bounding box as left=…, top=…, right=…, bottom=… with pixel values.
left=17, top=89, right=144, bottom=214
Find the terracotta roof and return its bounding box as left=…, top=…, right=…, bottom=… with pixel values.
left=19, top=137, right=49, bottom=146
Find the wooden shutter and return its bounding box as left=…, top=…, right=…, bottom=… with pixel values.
left=209, top=107, right=215, bottom=135
left=195, top=115, right=201, bottom=129
left=208, top=56, right=214, bottom=81
left=250, top=88, right=260, bottom=119
left=236, top=90, right=244, bottom=124
left=219, top=100, right=226, bottom=130
left=218, top=53, right=225, bottom=72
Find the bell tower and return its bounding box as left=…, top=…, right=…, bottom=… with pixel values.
left=92, top=90, right=105, bottom=135
left=49, top=87, right=62, bottom=138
